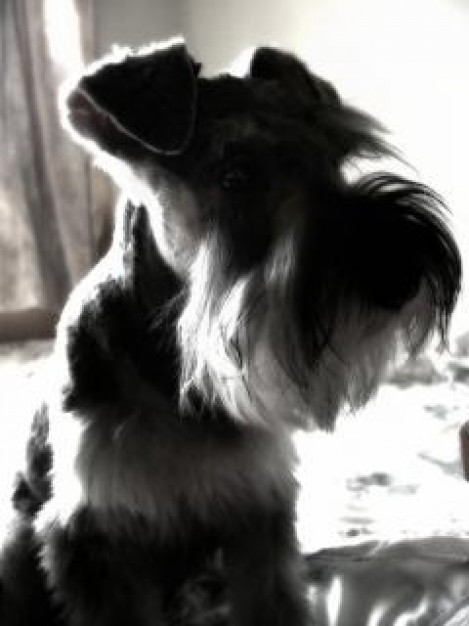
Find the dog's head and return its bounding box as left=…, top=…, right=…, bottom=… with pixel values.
left=63, top=40, right=461, bottom=428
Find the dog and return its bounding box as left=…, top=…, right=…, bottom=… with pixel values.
left=0, top=39, right=461, bottom=625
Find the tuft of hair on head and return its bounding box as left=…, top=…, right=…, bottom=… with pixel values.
left=342, top=173, right=462, bottom=349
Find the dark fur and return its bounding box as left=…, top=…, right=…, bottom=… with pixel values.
left=0, top=41, right=461, bottom=625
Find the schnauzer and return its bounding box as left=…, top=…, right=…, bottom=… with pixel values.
left=0, top=39, right=461, bottom=625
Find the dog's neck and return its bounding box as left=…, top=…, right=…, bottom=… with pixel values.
left=121, top=200, right=183, bottom=311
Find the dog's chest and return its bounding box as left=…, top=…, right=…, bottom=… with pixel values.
left=60, top=406, right=295, bottom=531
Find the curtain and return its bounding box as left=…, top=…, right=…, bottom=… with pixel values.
left=0, top=0, right=110, bottom=340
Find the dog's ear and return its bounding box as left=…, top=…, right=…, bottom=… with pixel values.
left=248, top=47, right=387, bottom=162
left=71, top=43, right=199, bottom=154
left=338, top=174, right=461, bottom=344
left=249, top=46, right=339, bottom=106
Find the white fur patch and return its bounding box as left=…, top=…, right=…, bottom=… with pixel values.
left=135, top=170, right=201, bottom=275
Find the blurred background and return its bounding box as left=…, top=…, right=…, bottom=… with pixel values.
left=0, top=0, right=467, bottom=343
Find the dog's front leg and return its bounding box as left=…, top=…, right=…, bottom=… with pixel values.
left=225, top=502, right=311, bottom=626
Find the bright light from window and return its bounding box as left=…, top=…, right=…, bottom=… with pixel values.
left=326, top=575, right=343, bottom=625
left=44, top=0, right=84, bottom=75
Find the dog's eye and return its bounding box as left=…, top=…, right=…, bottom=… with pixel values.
left=219, top=165, right=253, bottom=192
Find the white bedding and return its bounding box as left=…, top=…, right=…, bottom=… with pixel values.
left=296, top=351, right=469, bottom=624
left=307, top=538, right=469, bottom=625
left=296, top=355, right=469, bottom=552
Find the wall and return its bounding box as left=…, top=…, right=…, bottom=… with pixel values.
left=93, top=0, right=182, bottom=54
left=181, top=0, right=315, bottom=73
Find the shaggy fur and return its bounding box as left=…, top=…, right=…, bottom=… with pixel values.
left=0, top=39, right=461, bottom=625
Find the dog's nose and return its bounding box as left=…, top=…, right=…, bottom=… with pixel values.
left=66, top=87, right=113, bottom=138
left=66, top=88, right=96, bottom=124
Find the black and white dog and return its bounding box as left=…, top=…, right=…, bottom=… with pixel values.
left=0, top=40, right=461, bottom=625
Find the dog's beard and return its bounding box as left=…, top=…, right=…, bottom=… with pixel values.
left=177, top=223, right=435, bottom=430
